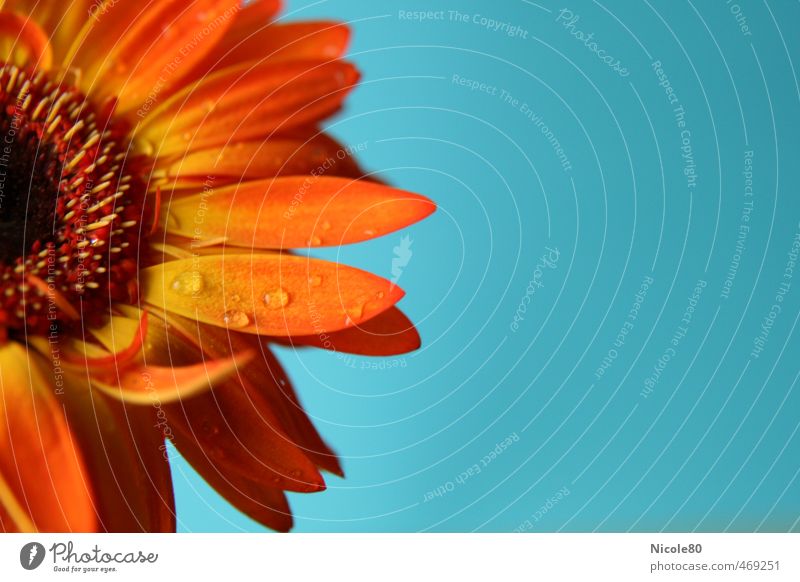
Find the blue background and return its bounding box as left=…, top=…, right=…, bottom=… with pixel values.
left=172, top=0, right=800, bottom=532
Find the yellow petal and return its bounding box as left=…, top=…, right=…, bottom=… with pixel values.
left=141, top=254, right=404, bottom=336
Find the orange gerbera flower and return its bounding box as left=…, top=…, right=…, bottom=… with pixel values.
left=0, top=0, right=434, bottom=532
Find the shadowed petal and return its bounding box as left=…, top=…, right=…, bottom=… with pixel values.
left=126, top=308, right=333, bottom=492
left=174, top=438, right=294, bottom=531
left=60, top=379, right=176, bottom=532
left=276, top=306, right=421, bottom=356
left=151, top=310, right=343, bottom=476
left=164, top=380, right=326, bottom=493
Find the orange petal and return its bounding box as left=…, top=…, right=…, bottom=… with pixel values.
left=155, top=310, right=342, bottom=476
left=174, top=438, right=293, bottom=531
left=218, top=0, right=283, bottom=46
left=130, top=307, right=340, bottom=478
left=141, top=253, right=404, bottom=336
left=162, top=134, right=365, bottom=185
left=140, top=60, right=358, bottom=156
left=0, top=495, right=22, bottom=531
left=278, top=306, right=421, bottom=356
left=60, top=379, right=176, bottom=532
left=164, top=380, right=326, bottom=493
left=165, top=176, right=435, bottom=248
left=92, top=355, right=249, bottom=405
left=5, top=0, right=95, bottom=61
left=65, top=0, right=241, bottom=113
left=190, top=21, right=350, bottom=77
left=0, top=12, right=52, bottom=69
left=0, top=343, right=96, bottom=532
left=77, top=311, right=148, bottom=369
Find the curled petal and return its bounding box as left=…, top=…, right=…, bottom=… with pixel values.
left=80, top=311, right=148, bottom=369
left=0, top=12, right=52, bottom=69
left=165, top=176, right=436, bottom=249
left=4, top=0, right=94, bottom=61
left=142, top=254, right=404, bottom=336
left=92, top=355, right=250, bottom=405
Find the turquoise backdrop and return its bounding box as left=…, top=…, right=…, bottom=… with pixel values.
left=172, top=0, right=800, bottom=532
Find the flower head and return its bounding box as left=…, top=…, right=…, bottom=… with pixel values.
left=0, top=0, right=434, bottom=532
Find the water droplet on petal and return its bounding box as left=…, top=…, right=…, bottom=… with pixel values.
left=307, top=236, right=322, bottom=246
left=345, top=304, right=364, bottom=325
left=201, top=421, right=220, bottom=436
left=263, top=288, right=290, bottom=310
left=170, top=271, right=204, bottom=296
left=364, top=229, right=376, bottom=237
left=321, top=221, right=331, bottom=231
left=376, top=291, right=385, bottom=299
left=222, top=309, right=250, bottom=328
left=308, top=274, right=322, bottom=287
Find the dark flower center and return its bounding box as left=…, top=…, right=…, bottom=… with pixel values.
left=0, top=63, right=149, bottom=335
left=0, top=125, right=60, bottom=263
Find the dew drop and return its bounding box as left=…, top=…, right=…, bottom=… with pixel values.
left=263, top=288, right=290, bottom=310
left=222, top=309, right=250, bottom=328
left=201, top=421, right=220, bottom=436
left=170, top=271, right=204, bottom=296
left=308, top=274, right=322, bottom=287
left=345, top=304, right=364, bottom=325
left=307, top=235, right=322, bottom=246
left=321, top=221, right=331, bottom=231
left=364, top=229, right=376, bottom=237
